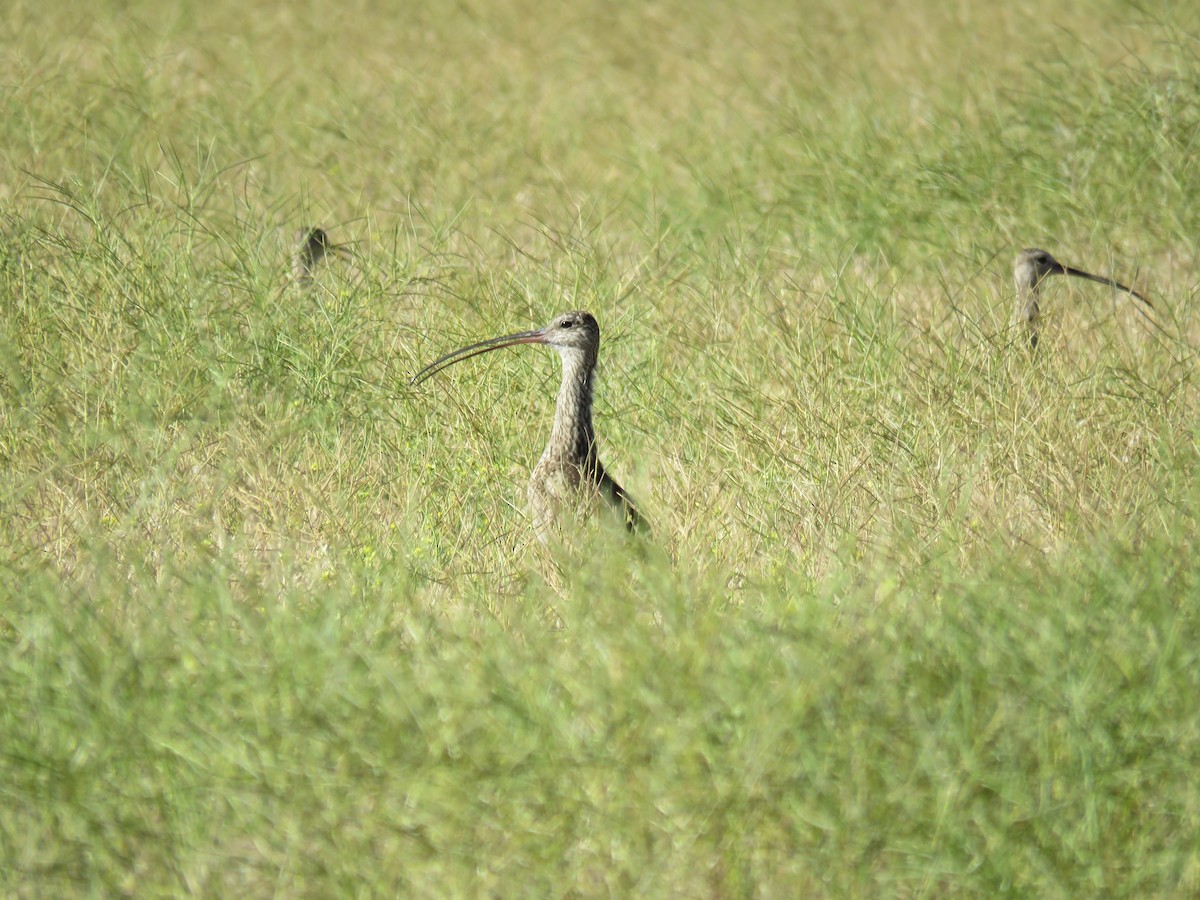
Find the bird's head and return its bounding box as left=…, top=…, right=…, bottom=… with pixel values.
left=1014, top=248, right=1065, bottom=291
left=537, top=311, right=600, bottom=356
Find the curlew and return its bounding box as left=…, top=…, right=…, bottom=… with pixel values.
left=293, top=226, right=350, bottom=285
left=411, top=311, right=642, bottom=539
left=1014, top=248, right=1152, bottom=349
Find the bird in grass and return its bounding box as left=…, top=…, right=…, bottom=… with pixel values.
left=1014, top=248, right=1152, bottom=349
left=292, top=226, right=351, bottom=285
left=411, top=311, right=642, bottom=540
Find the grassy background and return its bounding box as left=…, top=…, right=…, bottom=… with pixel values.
left=3, top=0, right=1200, bottom=894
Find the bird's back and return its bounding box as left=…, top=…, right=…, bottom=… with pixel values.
left=528, top=456, right=640, bottom=539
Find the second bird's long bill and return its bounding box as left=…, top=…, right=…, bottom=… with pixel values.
left=1063, top=266, right=1153, bottom=309
left=411, top=330, right=545, bottom=385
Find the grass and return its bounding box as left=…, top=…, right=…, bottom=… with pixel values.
left=3, top=0, right=1200, bottom=894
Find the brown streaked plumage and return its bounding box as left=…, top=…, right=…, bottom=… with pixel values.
left=1014, top=248, right=1151, bottom=350
left=411, top=311, right=641, bottom=539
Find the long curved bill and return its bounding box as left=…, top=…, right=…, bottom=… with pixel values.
left=410, top=329, right=546, bottom=386
left=1062, top=265, right=1153, bottom=310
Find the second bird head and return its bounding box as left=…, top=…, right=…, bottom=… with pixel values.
left=538, top=311, right=600, bottom=357
left=1013, top=248, right=1066, bottom=292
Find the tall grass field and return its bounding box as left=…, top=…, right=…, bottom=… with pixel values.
left=3, top=0, right=1200, bottom=894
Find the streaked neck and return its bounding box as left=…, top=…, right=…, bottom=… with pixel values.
left=546, top=347, right=597, bottom=465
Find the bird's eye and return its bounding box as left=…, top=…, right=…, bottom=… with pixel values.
left=561, top=319, right=574, bottom=328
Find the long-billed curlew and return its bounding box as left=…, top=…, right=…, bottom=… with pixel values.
left=293, top=226, right=350, bottom=285
left=411, top=311, right=642, bottom=539
left=1014, top=248, right=1152, bottom=349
